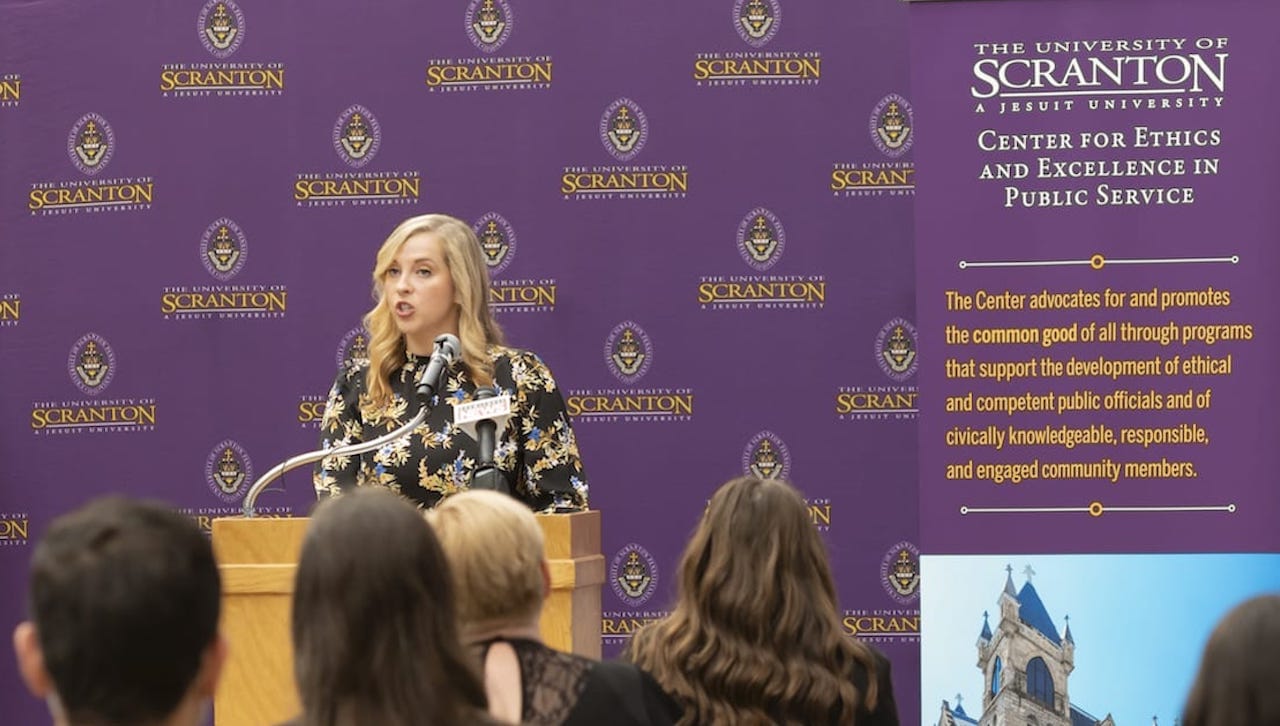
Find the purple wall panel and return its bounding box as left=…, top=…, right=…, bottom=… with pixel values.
left=1, top=1, right=919, bottom=722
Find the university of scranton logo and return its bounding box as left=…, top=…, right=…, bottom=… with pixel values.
left=29, top=114, right=153, bottom=215
left=871, top=94, right=913, bottom=158
left=600, top=98, right=648, bottom=163
left=562, top=98, right=686, bottom=200
left=566, top=323, right=693, bottom=423
left=0, top=514, right=30, bottom=546
left=876, top=318, right=918, bottom=382
left=206, top=440, right=253, bottom=503
left=610, top=545, right=659, bottom=607
left=835, top=319, right=919, bottom=422
left=0, top=73, right=20, bottom=107
left=181, top=505, right=292, bottom=535
left=425, top=2, right=549, bottom=93
left=734, top=0, right=781, bottom=47
left=474, top=212, right=516, bottom=275
left=605, top=322, right=653, bottom=384
left=466, top=0, right=512, bottom=53
left=0, top=293, right=19, bottom=327
left=299, top=325, right=367, bottom=428
left=67, top=334, right=116, bottom=397
left=336, top=325, right=370, bottom=370
left=199, top=0, right=245, bottom=58
left=162, top=220, right=287, bottom=320
left=200, top=218, right=248, bottom=281
left=741, top=431, right=791, bottom=480
left=333, top=105, right=381, bottom=168
left=67, top=114, right=114, bottom=176
left=880, top=541, right=921, bottom=604
left=183, top=504, right=290, bottom=535
left=829, top=161, right=915, bottom=197
left=602, top=610, right=671, bottom=645
left=473, top=213, right=555, bottom=313
left=693, top=0, right=817, bottom=88
left=296, top=107, right=418, bottom=208
left=830, top=95, right=915, bottom=198
left=31, top=336, right=157, bottom=435
left=806, top=497, right=832, bottom=531
left=737, top=208, right=785, bottom=271
left=698, top=208, right=825, bottom=311
left=297, top=393, right=326, bottom=427
left=970, top=37, right=1228, bottom=116
left=841, top=609, right=920, bottom=642
left=159, top=0, right=282, bottom=98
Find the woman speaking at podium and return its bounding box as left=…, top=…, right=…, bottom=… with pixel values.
left=313, top=214, right=588, bottom=512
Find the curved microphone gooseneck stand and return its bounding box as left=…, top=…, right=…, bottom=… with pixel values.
left=240, top=407, right=429, bottom=517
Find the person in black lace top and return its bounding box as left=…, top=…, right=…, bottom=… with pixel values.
left=429, top=490, right=678, bottom=726
left=283, top=488, right=497, bottom=726
left=627, top=476, right=900, bottom=726
left=314, top=213, right=588, bottom=512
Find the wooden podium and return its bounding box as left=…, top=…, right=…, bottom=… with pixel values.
left=211, top=510, right=603, bottom=726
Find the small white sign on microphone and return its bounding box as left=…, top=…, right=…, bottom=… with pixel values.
left=453, top=393, right=513, bottom=441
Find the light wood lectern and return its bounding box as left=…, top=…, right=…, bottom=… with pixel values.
left=211, top=510, right=603, bottom=726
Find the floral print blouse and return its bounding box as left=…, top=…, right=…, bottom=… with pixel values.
left=313, top=346, right=588, bottom=512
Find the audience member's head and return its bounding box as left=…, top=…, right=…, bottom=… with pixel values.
left=1182, top=593, right=1280, bottom=726
left=290, top=487, right=489, bottom=726
left=430, top=490, right=682, bottom=726
left=428, top=489, right=548, bottom=638
left=629, top=476, right=881, bottom=725
left=12, top=496, right=224, bottom=726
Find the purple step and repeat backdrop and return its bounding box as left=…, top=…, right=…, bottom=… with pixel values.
left=0, top=1, right=922, bottom=721
left=912, top=1, right=1279, bottom=725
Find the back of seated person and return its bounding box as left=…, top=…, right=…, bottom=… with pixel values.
left=429, top=490, right=678, bottom=726
left=626, top=476, right=900, bottom=726
left=1182, top=593, right=1280, bottom=726
left=12, top=496, right=225, bottom=726
left=286, top=487, right=495, bottom=726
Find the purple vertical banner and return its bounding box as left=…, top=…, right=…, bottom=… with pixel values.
left=912, top=1, right=1280, bottom=724
left=914, top=0, right=1279, bottom=554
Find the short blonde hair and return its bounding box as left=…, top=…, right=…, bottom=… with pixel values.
left=428, top=491, right=545, bottom=630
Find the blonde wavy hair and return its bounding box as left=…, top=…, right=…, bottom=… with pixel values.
left=628, top=477, right=880, bottom=726
left=427, top=490, right=546, bottom=635
left=364, top=214, right=505, bottom=412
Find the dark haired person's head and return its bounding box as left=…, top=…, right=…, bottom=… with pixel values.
left=12, top=496, right=225, bottom=726
left=1182, top=593, right=1280, bottom=726
left=291, top=487, right=488, bottom=726
left=629, top=476, right=882, bottom=725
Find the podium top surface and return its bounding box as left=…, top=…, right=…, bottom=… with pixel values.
left=212, top=509, right=599, bottom=564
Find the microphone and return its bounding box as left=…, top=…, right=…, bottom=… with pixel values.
left=473, top=386, right=498, bottom=468
left=453, top=385, right=514, bottom=496
left=416, top=334, right=460, bottom=403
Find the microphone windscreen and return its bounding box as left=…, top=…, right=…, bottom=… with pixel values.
left=435, top=333, right=461, bottom=361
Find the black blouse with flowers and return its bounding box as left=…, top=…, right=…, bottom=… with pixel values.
left=313, top=346, right=588, bottom=512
